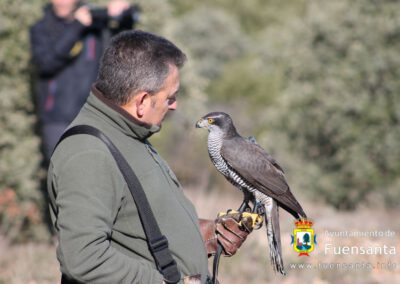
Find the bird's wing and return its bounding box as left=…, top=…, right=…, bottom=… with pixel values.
left=221, top=137, right=306, bottom=218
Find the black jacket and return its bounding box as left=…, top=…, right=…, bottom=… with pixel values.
left=30, top=4, right=132, bottom=124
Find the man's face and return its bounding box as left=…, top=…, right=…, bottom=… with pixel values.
left=51, top=0, right=78, bottom=18
left=142, top=65, right=180, bottom=126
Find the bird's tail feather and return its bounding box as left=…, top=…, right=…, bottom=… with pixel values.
left=266, top=200, right=286, bottom=275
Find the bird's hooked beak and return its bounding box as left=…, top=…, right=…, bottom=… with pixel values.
left=195, top=118, right=208, bottom=129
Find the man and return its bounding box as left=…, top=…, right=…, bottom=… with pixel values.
left=48, top=30, right=253, bottom=283
left=30, top=0, right=133, bottom=164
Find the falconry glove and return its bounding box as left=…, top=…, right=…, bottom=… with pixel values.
left=199, top=211, right=258, bottom=257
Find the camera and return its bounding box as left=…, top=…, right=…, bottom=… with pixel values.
left=76, top=1, right=141, bottom=28
left=90, top=4, right=141, bottom=28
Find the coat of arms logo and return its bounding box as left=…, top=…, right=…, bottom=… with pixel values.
left=291, top=219, right=317, bottom=256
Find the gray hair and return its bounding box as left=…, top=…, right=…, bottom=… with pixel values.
left=96, top=30, right=186, bottom=105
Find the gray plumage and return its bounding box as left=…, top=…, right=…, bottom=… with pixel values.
left=196, top=112, right=307, bottom=275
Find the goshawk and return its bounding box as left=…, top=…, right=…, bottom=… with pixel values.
left=196, top=112, right=307, bottom=275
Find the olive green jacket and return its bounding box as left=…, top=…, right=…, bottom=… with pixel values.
left=48, top=89, right=209, bottom=283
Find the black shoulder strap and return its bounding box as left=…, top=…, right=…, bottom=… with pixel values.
left=56, top=125, right=181, bottom=284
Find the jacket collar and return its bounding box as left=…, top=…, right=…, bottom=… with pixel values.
left=87, top=85, right=161, bottom=141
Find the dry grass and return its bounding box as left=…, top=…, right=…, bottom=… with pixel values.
left=0, top=236, right=59, bottom=284
left=186, top=188, right=400, bottom=284
left=1, top=189, right=399, bottom=284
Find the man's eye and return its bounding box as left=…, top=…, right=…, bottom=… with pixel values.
left=167, top=97, right=176, bottom=105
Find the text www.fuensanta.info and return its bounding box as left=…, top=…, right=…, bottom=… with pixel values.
left=287, top=261, right=398, bottom=271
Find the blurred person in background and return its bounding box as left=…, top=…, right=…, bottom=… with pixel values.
left=30, top=0, right=138, bottom=165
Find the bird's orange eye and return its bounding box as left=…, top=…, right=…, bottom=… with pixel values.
left=208, top=118, right=214, bottom=124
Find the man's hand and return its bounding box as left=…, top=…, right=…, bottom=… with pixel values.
left=107, top=0, right=130, bottom=17
left=74, top=5, right=92, bottom=26
left=215, top=212, right=253, bottom=256
left=199, top=211, right=255, bottom=257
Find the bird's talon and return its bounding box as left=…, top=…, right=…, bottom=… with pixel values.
left=253, top=221, right=263, bottom=230
left=257, top=206, right=265, bottom=216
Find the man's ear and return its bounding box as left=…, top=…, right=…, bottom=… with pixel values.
left=135, top=91, right=151, bottom=117
left=120, top=91, right=150, bottom=119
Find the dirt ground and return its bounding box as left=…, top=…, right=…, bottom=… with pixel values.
left=1, top=189, right=399, bottom=284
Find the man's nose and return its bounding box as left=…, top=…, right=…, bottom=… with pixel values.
left=169, top=100, right=177, bottom=110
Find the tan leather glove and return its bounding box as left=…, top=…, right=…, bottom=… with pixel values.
left=199, top=212, right=254, bottom=257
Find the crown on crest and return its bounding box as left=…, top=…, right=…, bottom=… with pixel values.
left=295, top=219, right=313, bottom=229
